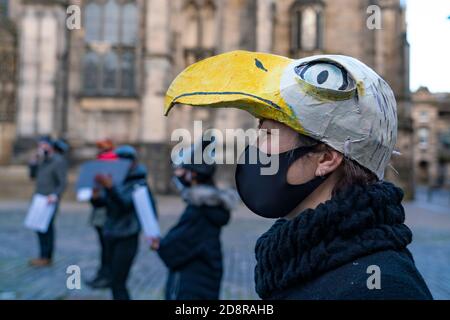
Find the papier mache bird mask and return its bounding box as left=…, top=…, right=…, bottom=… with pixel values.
left=164, top=50, right=397, bottom=179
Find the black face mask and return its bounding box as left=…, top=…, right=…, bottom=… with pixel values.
left=235, top=145, right=328, bottom=219
left=174, top=173, right=192, bottom=188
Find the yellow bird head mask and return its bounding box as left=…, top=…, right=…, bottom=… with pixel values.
left=165, top=50, right=397, bottom=180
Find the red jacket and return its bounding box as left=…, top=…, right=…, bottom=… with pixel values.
left=97, top=150, right=118, bottom=161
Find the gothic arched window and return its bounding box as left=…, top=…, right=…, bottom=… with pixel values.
left=122, top=2, right=138, bottom=45
left=85, top=2, right=101, bottom=43
left=290, top=1, right=324, bottom=53
left=103, top=0, right=120, bottom=44
left=0, top=0, right=9, bottom=17
left=182, top=0, right=216, bottom=65
left=201, top=1, right=216, bottom=49
left=102, top=51, right=119, bottom=93
left=183, top=2, right=199, bottom=49
left=83, top=0, right=138, bottom=96
left=83, top=51, right=100, bottom=95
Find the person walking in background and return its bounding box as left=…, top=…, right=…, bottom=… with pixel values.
left=155, top=139, right=238, bottom=300
left=28, top=136, right=68, bottom=267
left=91, top=145, right=156, bottom=300
left=85, top=139, right=118, bottom=289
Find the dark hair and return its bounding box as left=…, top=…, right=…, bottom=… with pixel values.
left=38, top=135, right=53, bottom=145
left=296, top=134, right=378, bottom=196
left=194, top=172, right=215, bottom=186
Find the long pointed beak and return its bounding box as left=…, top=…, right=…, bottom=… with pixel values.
left=164, top=50, right=298, bottom=127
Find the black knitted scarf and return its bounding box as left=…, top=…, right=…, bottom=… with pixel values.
left=254, top=181, right=412, bottom=299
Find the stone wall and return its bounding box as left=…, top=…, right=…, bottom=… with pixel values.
left=0, top=5, right=17, bottom=165
left=0, top=123, right=15, bottom=165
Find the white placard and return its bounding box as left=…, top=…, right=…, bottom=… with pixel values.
left=24, top=194, right=56, bottom=233
left=132, top=186, right=160, bottom=238
left=77, top=187, right=93, bottom=202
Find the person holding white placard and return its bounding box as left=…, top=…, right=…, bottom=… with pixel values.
left=85, top=138, right=118, bottom=290
left=91, top=145, right=157, bottom=300
left=27, top=136, right=68, bottom=267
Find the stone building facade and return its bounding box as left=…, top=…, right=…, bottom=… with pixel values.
left=2, top=0, right=416, bottom=193
left=0, top=0, right=17, bottom=165
left=411, top=88, right=450, bottom=187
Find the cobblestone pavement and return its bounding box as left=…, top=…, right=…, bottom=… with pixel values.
left=0, top=189, right=449, bottom=300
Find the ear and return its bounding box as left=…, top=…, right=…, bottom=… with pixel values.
left=315, top=149, right=343, bottom=177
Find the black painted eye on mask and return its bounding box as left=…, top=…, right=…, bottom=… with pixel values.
left=294, top=61, right=356, bottom=91
left=235, top=145, right=328, bottom=219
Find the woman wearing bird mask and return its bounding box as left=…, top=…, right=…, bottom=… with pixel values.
left=164, top=51, right=432, bottom=300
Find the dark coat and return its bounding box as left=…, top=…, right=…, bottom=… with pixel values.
left=90, top=151, right=120, bottom=228
left=29, top=153, right=67, bottom=197
left=91, top=164, right=157, bottom=238
left=158, top=185, right=237, bottom=300
left=255, top=182, right=433, bottom=300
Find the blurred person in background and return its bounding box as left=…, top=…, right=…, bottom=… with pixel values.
left=28, top=136, right=68, bottom=267
left=154, top=139, right=238, bottom=300
left=91, top=145, right=156, bottom=300
left=85, top=139, right=118, bottom=289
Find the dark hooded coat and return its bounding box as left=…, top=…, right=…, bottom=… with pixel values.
left=158, top=185, right=237, bottom=300
left=91, top=164, right=157, bottom=238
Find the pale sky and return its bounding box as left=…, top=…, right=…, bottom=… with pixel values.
left=406, top=0, right=450, bottom=93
